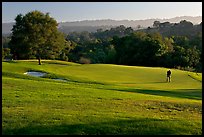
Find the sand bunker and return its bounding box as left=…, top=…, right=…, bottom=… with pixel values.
left=24, top=71, right=68, bottom=82
left=24, top=71, right=47, bottom=77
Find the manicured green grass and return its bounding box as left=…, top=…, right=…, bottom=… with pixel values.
left=2, top=60, right=202, bottom=135
left=187, top=71, right=202, bottom=82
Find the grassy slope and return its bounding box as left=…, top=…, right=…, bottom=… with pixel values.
left=2, top=60, right=202, bottom=135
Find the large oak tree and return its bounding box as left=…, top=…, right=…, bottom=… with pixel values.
left=9, top=10, right=68, bottom=65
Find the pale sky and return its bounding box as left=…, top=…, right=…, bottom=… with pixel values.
left=2, top=2, right=202, bottom=23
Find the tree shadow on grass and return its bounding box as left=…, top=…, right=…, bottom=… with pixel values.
left=119, top=81, right=167, bottom=84
left=2, top=117, right=200, bottom=135
left=3, top=60, right=18, bottom=63
left=106, top=88, right=202, bottom=100
left=43, top=61, right=70, bottom=66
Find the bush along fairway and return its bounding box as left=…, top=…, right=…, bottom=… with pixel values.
left=2, top=60, right=202, bottom=135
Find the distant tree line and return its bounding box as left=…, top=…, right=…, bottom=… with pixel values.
left=2, top=11, right=202, bottom=72
left=65, top=21, right=202, bottom=72
left=147, top=20, right=202, bottom=39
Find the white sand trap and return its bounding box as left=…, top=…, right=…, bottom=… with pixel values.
left=24, top=71, right=68, bottom=81
left=24, top=71, right=47, bottom=77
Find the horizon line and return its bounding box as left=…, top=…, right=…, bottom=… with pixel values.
left=2, top=15, right=202, bottom=24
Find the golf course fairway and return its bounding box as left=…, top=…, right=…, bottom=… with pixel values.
left=2, top=60, right=202, bottom=135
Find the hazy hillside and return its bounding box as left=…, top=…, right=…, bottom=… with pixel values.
left=140, top=21, right=202, bottom=39
left=2, top=16, right=202, bottom=34
left=58, top=16, right=202, bottom=27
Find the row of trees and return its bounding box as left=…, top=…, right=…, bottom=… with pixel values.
left=65, top=23, right=202, bottom=72
left=149, top=20, right=202, bottom=38
left=112, top=32, right=201, bottom=71
left=2, top=10, right=202, bottom=72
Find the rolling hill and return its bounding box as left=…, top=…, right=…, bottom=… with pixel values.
left=2, top=16, right=202, bottom=34
left=2, top=60, right=202, bottom=135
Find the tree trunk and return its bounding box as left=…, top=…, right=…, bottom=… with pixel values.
left=38, top=56, right=41, bottom=65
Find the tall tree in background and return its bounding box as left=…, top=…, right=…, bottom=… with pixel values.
left=112, top=32, right=168, bottom=66
left=9, top=10, right=68, bottom=65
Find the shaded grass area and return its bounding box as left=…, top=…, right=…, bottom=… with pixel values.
left=104, top=87, right=202, bottom=100
left=3, top=118, right=201, bottom=135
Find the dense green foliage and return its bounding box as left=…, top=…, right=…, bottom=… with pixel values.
left=151, top=20, right=202, bottom=38
left=8, top=10, right=70, bottom=64
left=65, top=21, right=202, bottom=72
left=112, top=32, right=167, bottom=66
left=2, top=60, right=202, bottom=135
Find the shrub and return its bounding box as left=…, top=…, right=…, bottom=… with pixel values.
left=79, top=57, right=91, bottom=64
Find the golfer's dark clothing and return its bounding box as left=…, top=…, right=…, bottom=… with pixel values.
left=167, top=70, right=171, bottom=82
left=167, top=70, right=171, bottom=77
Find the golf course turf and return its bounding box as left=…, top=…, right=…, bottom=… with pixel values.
left=2, top=60, right=202, bottom=135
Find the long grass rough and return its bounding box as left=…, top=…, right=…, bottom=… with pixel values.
left=2, top=60, right=202, bottom=135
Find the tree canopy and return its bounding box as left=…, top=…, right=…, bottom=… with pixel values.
left=9, top=10, right=69, bottom=64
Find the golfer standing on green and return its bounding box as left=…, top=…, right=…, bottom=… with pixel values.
left=167, top=70, right=171, bottom=82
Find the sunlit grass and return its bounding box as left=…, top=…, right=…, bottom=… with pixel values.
left=2, top=60, right=202, bottom=135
